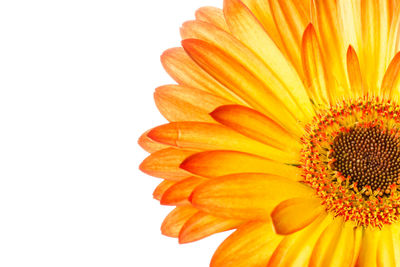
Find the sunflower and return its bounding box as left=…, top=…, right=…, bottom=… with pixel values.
left=139, top=0, right=400, bottom=266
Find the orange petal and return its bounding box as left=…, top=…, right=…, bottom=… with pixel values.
left=190, top=173, right=314, bottom=220
left=180, top=150, right=302, bottom=180
left=195, top=6, right=229, bottom=31
left=223, top=0, right=314, bottom=121
left=154, top=85, right=232, bottom=122
left=179, top=212, right=242, bottom=244
left=381, top=52, right=400, bottom=98
left=153, top=180, right=176, bottom=201
left=267, top=213, right=331, bottom=267
left=160, top=176, right=206, bottom=206
left=302, top=24, right=331, bottom=106
left=160, top=47, right=238, bottom=102
left=148, top=122, right=299, bottom=164
left=271, top=198, right=324, bottom=235
left=138, top=130, right=169, bottom=153
left=346, top=45, right=365, bottom=98
left=139, top=148, right=195, bottom=181
left=211, top=221, right=283, bottom=267
left=181, top=38, right=304, bottom=136
left=161, top=205, right=198, bottom=238
left=309, top=218, right=356, bottom=267
left=210, top=104, right=302, bottom=148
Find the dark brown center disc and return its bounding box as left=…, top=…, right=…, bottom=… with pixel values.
left=330, top=125, right=400, bottom=196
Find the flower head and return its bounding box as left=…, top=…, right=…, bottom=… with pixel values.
left=139, top=0, right=400, bottom=266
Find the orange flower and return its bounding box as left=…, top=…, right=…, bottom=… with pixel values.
left=139, top=0, right=400, bottom=266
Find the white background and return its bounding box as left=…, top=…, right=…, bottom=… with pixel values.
left=0, top=0, right=231, bottom=266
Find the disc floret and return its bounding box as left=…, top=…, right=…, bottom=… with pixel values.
left=301, top=97, right=400, bottom=228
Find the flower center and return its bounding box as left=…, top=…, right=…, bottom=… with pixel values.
left=330, top=125, right=400, bottom=197
left=300, top=97, right=400, bottom=228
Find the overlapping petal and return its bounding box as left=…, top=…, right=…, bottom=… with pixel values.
left=190, top=173, right=313, bottom=220
left=148, top=122, right=299, bottom=163
left=211, top=221, right=283, bottom=267
left=195, top=7, right=229, bottom=31
left=223, top=0, right=314, bottom=121
left=139, top=147, right=194, bottom=181
left=153, top=180, right=175, bottom=201
left=154, top=85, right=232, bottom=122
left=179, top=212, right=243, bottom=244
left=271, top=197, right=324, bottom=235
left=267, top=214, right=331, bottom=266
left=160, top=176, right=206, bottom=206
left=309, top=218, right=358, bottom=267
left=210, top=104, right=302, bottom=147
left=180, top=150, right=302, bottom=180
left=138, top=130, right=169, bottom=153
left=161, top=47, right=240, bottom=102
left=161, top=206, right=198, bottom=238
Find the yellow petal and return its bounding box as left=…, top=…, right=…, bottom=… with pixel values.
left=241, top=0, right=284, bottom=51
left=357, top=228, right=381, bottom=267
left=377, top=226, right=396, bottom=267
left=312, top=0, right=349, bottom=98
left=139, top=148, right=194, bottom=181
left=179, top=212, right=242, bottom=244
left=360, top=0, right=391, bottom=94
left=161, top=47, right=239, bottom=102
left=148, top=122, right=299, bottom=164
left=301, top=24, right=331, bottom=106
left=161, top=205, right=198, bottom=238
left=268, top=0, right=309, bottom=75
left=310, top=218, right=356, bottom=267
left=211, top=221, right=283, bottom=267
left=210, top=104, right=302, bottom=149
left=160, top=176, right=206, bottom=206
left=390, top=223, right=400, bottom=265
left=190, top=173, right=314, bottom=220
left=195, top=6, right=229, bottom=31
left=381, top=52, right=400, bottom=99
left=268, top=213, right=331, bottom=267
left=154, top=85, right=232, bottom=122
left=182, top=38, right=305, bottom=135
left=351, top=227, right=364, bottom=266
left=180, top=150, right=302, bottom=180
left=181, top=19, right=313, bottom=127
left=271, top=197, right=324, bottom=235
left=388, top=6, right=400, bottom=61
left=223, top=0, right=314, bottom=121
left=337, top=0, right=361, bottom=53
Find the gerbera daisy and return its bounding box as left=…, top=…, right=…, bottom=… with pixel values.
left=139, top=0, right=400, bottom=265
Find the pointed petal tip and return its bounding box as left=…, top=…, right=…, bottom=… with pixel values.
left=181, top=38, right=199, bottom=50
left=271, top=198, right=323, bottom=235
left=179, top=157, right=191, bottom=172
left=303, top=23, right=315, bottom=37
